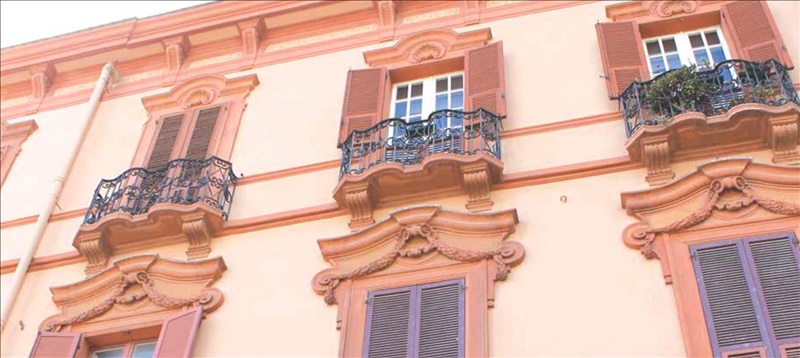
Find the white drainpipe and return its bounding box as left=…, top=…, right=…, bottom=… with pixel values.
left=0, top=62, right=116, bottom=332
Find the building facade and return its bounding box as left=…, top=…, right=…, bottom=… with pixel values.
left=1, top=1, right=799, bottom=357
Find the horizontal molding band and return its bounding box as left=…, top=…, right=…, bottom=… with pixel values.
left=0, top=153, right=639, bottom=274
left=0, top=111, right=622, bottom=229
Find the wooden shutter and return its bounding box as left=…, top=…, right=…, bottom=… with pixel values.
left=185, top=106, right=222, bottom=160
left=465, top=41, right=506, bottom=115
left=146, top=114, right=184, bottom=170
left=417, top=281, right=464, bottom=358
left=338, top=68, right=387, bottom=147
left=153, top=307, right=204, bottom=358
left=747, top=237, right=800, bottom=349
left=28, top=332, right=81, bottom=358
left=693, top=243, right=767, bottom=357
left=596, top=21, right=648, bottom=99
left=722, top=1, right=794, bottom=69
left=364, top=288, right=413, bottom=358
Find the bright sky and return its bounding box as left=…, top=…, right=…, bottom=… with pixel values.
left=0, top=1, right=213, bottom=49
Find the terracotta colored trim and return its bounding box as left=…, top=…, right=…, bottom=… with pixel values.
left=236, top=160, right=340, bottom=185
left=497, top=156, right=642, bottom=190
left=0, top=119, right=38, bottom=187
left=220, top=203, right=346, bottom=236
left=501, top=112, right=621, bottom=139
left=0, top=251, right=83, bottom=275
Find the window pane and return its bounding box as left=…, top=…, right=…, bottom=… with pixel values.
left=710, top=47, right=726, bottom=63
left=650, top=57, right=666, bottom=74
left=396, top=85, right=408, bottom=100
left=451, top=115, right=463, bottom=129
left=132, top=342, right=157, bottom=358
left=436, top=78, right=448, bottom=93
left=705, top=31, right=721, bottom=45
left=451, top=91, right=464, bottom=109
left=689, top=34, right=704, bottom=48
left=694, top=50, right=711, bottom=68
left=410, top=99, right=422, bottom=115
left=666, top=54, right=682, bottom=70
left=92, top=348, right=125, bottom=358
left=451, top=75, right=463, bottom=90
left=409, top=115, right=422, bottom=123
left=662, top=38, right=677, bottom=53
left=410, top=83, right=423, bottom=97
left=436, top=94, right=448, bottom=111
left=394, top=102, right=406, bottom=118
left=646, top=41, right=661, bottom=55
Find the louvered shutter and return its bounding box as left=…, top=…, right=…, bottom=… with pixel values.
left=153, top=307, right=204, bottom=358
left=465, top=42, right=506, bottom=115
left=146, top=114, right=184, bottom=170
left=693, top=243, right=768, bottom=357
left=338, top=68, right=387, bottom=147
left=596, top=21, right=648, bottom=99
left=28, top=332, right=82, bottom=358
left=416, top=281, right=464, bottom=358
left=185, top=106, right=222, bottom=160
left=364, top=288, right=413, bottom=358
left=747, top=236, right=800, bottom=354
left=721, top=1, right=793, bottom=69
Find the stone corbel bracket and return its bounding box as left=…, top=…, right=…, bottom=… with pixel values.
left=625, top=103, right=800, bottom=187
left=620, top=158, right=800, bottom=283
left=162, top=35, right=189, bottom=86
left=312, top=206, right=524, bottom=328
left=375, top=0, right=397, bottom=42
left=39, top=254, right=226, bottom=334
left=237, top=18, right=266, bottom=70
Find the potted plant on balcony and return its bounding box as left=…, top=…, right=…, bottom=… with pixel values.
left=643, top=64, right=714, bottom=125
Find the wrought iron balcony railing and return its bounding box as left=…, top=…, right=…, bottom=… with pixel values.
left=339, top=109, right=503, bottom=179
left=620, top=59, right=800, bottom=137
left=83, top=156, right=237, bottom=225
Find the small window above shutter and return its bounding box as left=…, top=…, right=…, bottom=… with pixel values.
left=364, top=288, right=413, bottom=358
left=29, top=332, right=82, bottom=358
left=153, top=306, right=204, bottom=358
left=596, top=21, right=647, bottom=99
left=146, top=114, right=184, bottom=170
left=465, top=41, right=506, bottom=115
left=722, top=1, right=794, bottom=69
left=185, top=106, right=222, bottom=160
left=338, top=68, right=387, bottom=147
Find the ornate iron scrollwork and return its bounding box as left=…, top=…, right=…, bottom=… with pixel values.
left=83, top=156, right=237, bottom=224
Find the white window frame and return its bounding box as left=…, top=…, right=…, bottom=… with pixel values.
left=643, top=26, right=732, bottom=77
left=390, top=71, right=464, bottom=124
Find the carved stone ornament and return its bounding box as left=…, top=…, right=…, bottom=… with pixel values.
left=141, top=74, right=259, bottom=113
left=651, top=0, right=699, bottom=18
left=363, top=28, right=492, bottom=68
left=312, top=206, right=524, bottom=328
left=39, top=254, right=226, bottom=333
left=0, top=119, right=38, bottom=187
left=621, top=158, right=800, bottom=283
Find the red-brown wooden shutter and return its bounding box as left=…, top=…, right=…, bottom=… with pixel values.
left=364, top=288, right=413, bottom=358
left=722, top=1, right=794, bottom=69
left=693, top=243, right=768, bottom=357
left=28, top=332, right=82, bottom=358
left=465, top=41, right=506, bottom=115
left=338, top=68, right=387, bottom=147
left=146, top=114, right=184, bottom=169
left=596, top=21, right=648, bottom=99
left=416, top=281, right=464, bottom=358
left=185, top=106, right=222, bottom=160
left=153, top=307, right=204, bottom=358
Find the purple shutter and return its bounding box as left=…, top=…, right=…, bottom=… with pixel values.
left=416, top=280, right=465, bottom=358
left=692, top=241, right=769, bottom=357
left=363, top=287, right=413, bottom=358
left=745, top=234, right=800, bottom=353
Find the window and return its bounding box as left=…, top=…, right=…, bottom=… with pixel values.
left=643, top=28, right=731, bottom=76
left=145, top=104, right=224, bottom=170
left=391, top=72, right=464, bottom=127
left=91, top=341, right=157, bottom=358
left=691, top=234, right=800, bottom=358
left=364, top=279, right=464, bottom=358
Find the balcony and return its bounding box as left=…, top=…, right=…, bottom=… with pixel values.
left=619, top=59, right=800, bottom=185
left=74, top=157, right=236, bottom=274
left=334, top=109, right=504, bottom=230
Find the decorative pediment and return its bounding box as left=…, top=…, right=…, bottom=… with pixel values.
left=40, top=254, right=226, bottom=334
left=606, top=0, right=714, bottom=22
left=620, top=158, right=800, bottom=281
left=141, top=74, right=259, bottom=112
left=1, top=119, right=38, bottom=187
left=363, top=28, right=491, bottom=68
left=312, top=205, right=523, bottom=306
